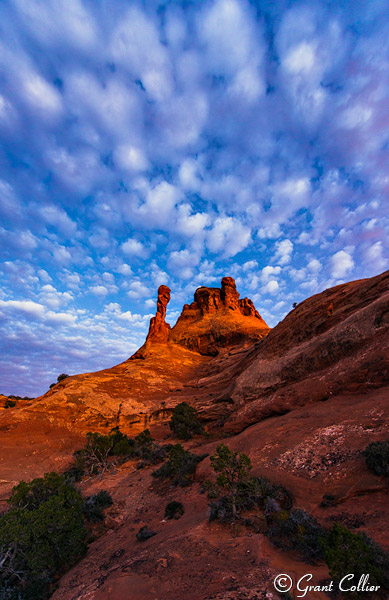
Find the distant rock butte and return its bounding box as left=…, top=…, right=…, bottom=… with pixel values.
left=135, top=276, right=269, bottom=357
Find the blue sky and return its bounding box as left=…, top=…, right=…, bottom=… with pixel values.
left=0, top=0, right=388, bottom=397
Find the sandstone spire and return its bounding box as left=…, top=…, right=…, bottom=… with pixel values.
left=146, top=284, right=171, bottom=344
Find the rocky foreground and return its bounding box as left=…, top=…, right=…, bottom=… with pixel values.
left=0, top=271, right=388, bottom=599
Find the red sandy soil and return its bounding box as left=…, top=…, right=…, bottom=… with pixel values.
left=0, top=272, right=388, bottom=599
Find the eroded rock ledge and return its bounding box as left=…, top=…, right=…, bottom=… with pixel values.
left=134, top=277, right=270, bottom=357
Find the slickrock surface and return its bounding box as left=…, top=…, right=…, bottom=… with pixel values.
left=223, top=270, right=389, bottom=432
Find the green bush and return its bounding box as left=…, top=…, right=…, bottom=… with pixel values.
left=207, top=443, right=252, bottom=520
left=321, top=523, right=389, bottom=594
left=265, top=508, right=324, bottom=563
left=169, top=402, right=203, bottom=440
left=152, top=444, right=207, bottom=487
left=207, top=473, right=292, bottom=523
left=363, top=439, right=389, bottom=477
left=72, top=428, right=133, bottom=477
left=0, top=473, right=87, bottom=600
left=83, top=490, right=113, bottom=523
left=164, top=501, right=184, bottom=520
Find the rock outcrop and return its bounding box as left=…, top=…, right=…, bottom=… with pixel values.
left=133, top=277, right=269, bottom=358
left=169, top=277, right=269, bottom=355
left=147, top=285, right=171, bottom=343
left=132, top=285, right=172, bottom=358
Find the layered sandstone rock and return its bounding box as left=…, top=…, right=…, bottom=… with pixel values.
left=133, top=277, right=269, bottom=358
left=169, top=277, right=269, bottom=355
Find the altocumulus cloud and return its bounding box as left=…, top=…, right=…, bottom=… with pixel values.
left=0, top=0, right=388, bottom=395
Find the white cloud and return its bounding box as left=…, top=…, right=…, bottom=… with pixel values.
left=39, top=205, right=77, bottom=236
left=168, top=249, right=199, bottom=280
left=121, top=238, right=146, bottom=257
left=127, top=281, right=150, bottom=299
left=116, top=263, right=133, bottom=276
left=114, top=144, right=148, bottom=172
left=257, top=223, right=282, bottom=240
left=261, top=265, right=281, bottom=282
left=0, top=299, right=45, bottom=318
left=263, top=280, right=279, bottom=294
left=330, top=250, right=354, bottom=278
left=138, top=182, right=181, bottom=228
left=90, top=285, right=109, bottom=296
left=39, top=284, right=73, bottom=309
left=364, top=242, right=387, bottom=271
left=207, top=216, right=251, bottom=257
left=307, top=258, right=321, bottom=272
left=273, top=239, right=293, bottom=265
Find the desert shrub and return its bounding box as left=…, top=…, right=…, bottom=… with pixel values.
left=136, top=526, right=156, bottom=542
left=72, top=428, right=133, bottom=477
left=0, top=473, right=87, bottom=600
left=169, top=402, right=203, bottom=440
left=128, top=428, right=171, bottom=466
left=109, top=426, right=134, bottom=456
left=57, top=373, right=69, bottom=382
left=152, top=444, right=207, bottom=486
left=4, top=399, right=16, bottom=409
left=83, top=490, right=113, bottom=523
left=321, top=523, right=389, bottom=594
left=265, top=508, right=324, bottom=563
left=207, top=474, right=292, bottom=523
left=363, top=439, right=389, bottom=477
left=164, top=501, right=184, bottom=520
left=207, top=443, right=252, bottom=520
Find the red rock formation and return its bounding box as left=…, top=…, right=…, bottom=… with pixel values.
left=134, top=277, right=269, bottom=357
left=131, top=285, right=171, bottom=358
left=146, top=284, right=171, bottom=344
left=170, top=277, right=269, bottom=355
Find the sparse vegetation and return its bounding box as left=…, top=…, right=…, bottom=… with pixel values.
left=133, top=428, right=169, bottom=465
left=206, top=443, right=252, bottom=520
left=169, top=402, right=204, bottom=440
left=71, top=427, right=134, bottom=478
left=4, top=399, right=16, bottom=409
left=68, top=427, right=170, bottom=480
left=83, top=490, right=113, bottom=523
left=136, top=526, right=156, bottom=542
left=321, top=523, right=389, bottom=595
left=152, top=444, right=207, bottom=487
left=57, top=373, right=69, bottom=382
left=0, top=472, right=113, bottom=600
left=0, top=473, right=87, bottom=600
left=164, top=501, right=184, bottom=520
left=363, top=439, right=389, bottom=477
left=266, top=508, right=325, bottom=563
left=206, top=469, right=292, bottom=524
